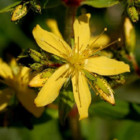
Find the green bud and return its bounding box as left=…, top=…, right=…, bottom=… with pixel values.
left=127, top=6, right=139, bottom=22
left=124, top=18, right=136, bottom=54
left=109, top=75, right=120, bottom=80
left=30, top=0, right=41, bottom=13
left=29, top=63, right=43, bottom=70
left=40, top=60, right=47, bottom=65
left=109, top=75, right=125, bottom=84
left=28, top=49, right=42, bottom=63
left=93, top=75, right=115, bottom=105
left=134, top=0, right=140, bottom=5
left=83, top=70, right=115, bottom=105
left=127, top=0, right=134, bottom=6
left=11, top=4, right=28, bottom=22
left=41, top=68, right=55, bottom=78
left=29, top=68, right=55, bottom=87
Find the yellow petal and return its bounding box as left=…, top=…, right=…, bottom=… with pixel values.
left=0, top=88, right=14, bottom=111
left=18, top=67, right=29, bottom=80
left=17, top=89, right=44, bottom=118
left=33, top=25, right=71, bottom=58
left=72, top=71, right=91, bottom=120
left=46, top=19, right=63, bottom=39
left=20, top=67, right=30, bottom=78
left=83, top=56, right=130, bottom=75
left=34, top=64, right=69, bottom=107
left=29, top=73, right=48, bottom=87
left=0, top=59, right=13, bottom=79
left=74, top=14, right=91, bottom=52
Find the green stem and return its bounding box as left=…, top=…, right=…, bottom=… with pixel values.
left=63, top=6, right=77, bottom=46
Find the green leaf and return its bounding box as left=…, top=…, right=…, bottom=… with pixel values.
left=59, top=90, right=74, bottom=125
left=89, top=100, right=129, bottom=119
left=0, top=1, right=22, bottom=13
left=81, top=0, right=120, bottom=8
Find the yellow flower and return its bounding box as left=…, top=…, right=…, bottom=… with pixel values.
left=0, top=58, right=44, bottom=118
left=32, top=14, right=130, bottom=120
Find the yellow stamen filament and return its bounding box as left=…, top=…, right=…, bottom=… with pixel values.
left=43, top=40, right=68, bottom=60
left=58, top=39, right=70, bottom=55
left=55, top=66, right=69, bottom=81
left=84, top=76, right=96, bottom=92
left=90, top=28, right=107, bottom=49
left=75, top=70, right=81, bottom=107
left=43, top=40, right=62, bottom=54
left=93, top=38, right=121, bottom=54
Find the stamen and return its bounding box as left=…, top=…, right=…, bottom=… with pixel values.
left=79, top=44, right=84, bottom=52
left=90, top=28, right=107, bottom=49
left=43, top=40, right=61, bottom=54
left=84, top=76, right=96, bottom=92
left=65, top=68, right=73, bottom=78
left=93, top=38, right=121, bottom=54
left=72, top=43, right=77, bottom=55
left=43, top=40, right=68, bottom=60
left=55, top=67, right=68, bottom=81
left=80, top=53, right=98, bottom=61
left=77, top=37, right=79, bottom=53
left=75, top=70, right=82, bottom=107
left=59, top=39, right=70, bottom=54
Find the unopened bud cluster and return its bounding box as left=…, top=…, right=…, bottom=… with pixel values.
left=11, top=0, right=41, bottom=22
left=17, top=49, right=63, bottom=87
left=126, top=0, right=140, bottom=22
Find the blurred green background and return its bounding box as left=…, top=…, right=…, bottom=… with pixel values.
left=1, top=0, right=140, bottom=140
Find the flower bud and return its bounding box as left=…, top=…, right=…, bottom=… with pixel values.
left=28, top=49, right=42, bottom=63
left=29, top=68, right=54, bottom=87
left=127, top=6, right=139, bottom=22
left=109, top=75, right=125, bottom=84
left=30, top=0, right=41, bottom=13
left=11, top=4, right=28, bottom=22
left=134, top=0, right=140, bottom=5
left=127, top=0, right=134, bottom=6
left=124, top=18, right=136, bottom=54
left=29, top=63, right=43, bottom=71
left=93, top=75, right=115, bottom=105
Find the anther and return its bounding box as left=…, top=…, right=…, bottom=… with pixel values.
left=104, top=28, right=107, bottom=31
left=90, top=27, right=108, bottom=49
left=118, top=38, right=121, bottom=42
left=93, top=38, right=122, bottom=54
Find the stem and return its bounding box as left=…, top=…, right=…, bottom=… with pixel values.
left=68, top=115, right=83, bottom=140
left=63, top=6, right=82, bottom=140
left=63, top=6, right=77, bottom=46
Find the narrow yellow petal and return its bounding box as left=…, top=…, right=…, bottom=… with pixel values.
left=72, top=71, right=91, bottom=120
left=84, top=56, right=130, bottom=75
left=0, top=59, right=13, bottom=79
left=17, top=89, right=44, bottom=118
left=0, top=88, right=14, bottom=111
left=34, top=64, right=69, bottom=107
left=46, top=19, right=63, bottom=39
left=74, top=14, right=91, bottom=52
left=33, top=25, right=72, bottom=58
